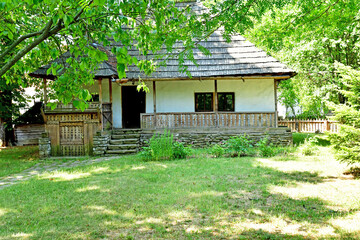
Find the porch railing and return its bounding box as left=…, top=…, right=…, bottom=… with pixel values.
left=141, top=112, right=276, bottom=129
left=43, top=102, right=112, bottom=129
left=44, top=102, right=101, bottom=113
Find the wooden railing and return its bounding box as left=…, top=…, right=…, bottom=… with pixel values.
left=278, top=119, right=338, bottom=133
left=141, top=112, right=276, bottom=129
left=44, top=102, right=101, bottom=113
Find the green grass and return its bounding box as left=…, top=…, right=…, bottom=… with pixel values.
left=0, top=146, right=39, bottom=177
left=1, top=144, right=360, bottom=239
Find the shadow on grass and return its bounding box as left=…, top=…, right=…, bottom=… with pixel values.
left=0, top=156, right=358, bottom=239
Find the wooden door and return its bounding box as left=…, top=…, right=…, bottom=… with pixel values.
left=122, top=86, right=146, bottom=128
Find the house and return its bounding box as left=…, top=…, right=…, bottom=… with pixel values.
left=30, top=2, right=296, bottom=157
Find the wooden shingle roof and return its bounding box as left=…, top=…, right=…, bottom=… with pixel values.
left=31, top=1, right=295, bottom=81
left=29, top=51, right=118, bottom=80
left=108, top=2, right=295, bottom=80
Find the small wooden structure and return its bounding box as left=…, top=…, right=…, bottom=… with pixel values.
left=15, top=124, right=45, bottom=146
left=29, top=53, right=118, bottom=156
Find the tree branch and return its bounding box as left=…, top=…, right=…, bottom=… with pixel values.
left=0, top=1, right=92, bottom=78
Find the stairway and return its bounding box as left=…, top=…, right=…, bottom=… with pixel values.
left=105, top=129, right=142, bottom=156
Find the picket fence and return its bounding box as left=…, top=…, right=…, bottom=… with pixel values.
left=278, top=119, right=338, bottom=133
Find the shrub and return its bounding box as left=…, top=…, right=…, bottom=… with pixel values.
left=138, top=131, right=192, bottom=161
left=172, top=141, right=192, bottom=159
left=299, top=136, right=319, bottom=156
left=210, top=144, right=225, bottom=158
left=256, top=137, right=277, bottom=157
left=141, top=130, right=174, bottom=161
left=224, top=135, right=254, bottom=156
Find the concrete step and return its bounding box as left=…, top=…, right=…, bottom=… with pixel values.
left=111, top=134, right=140, bottom=139
left=107, top=144, right=138, bottom=150
left=109, top=139, right=138, bottom=145
left=105, top=149, right=137, bottom=155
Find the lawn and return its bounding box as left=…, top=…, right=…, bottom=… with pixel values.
left=0, top=135, right=360, bottom=239
left=0, top=146, right=39, bottom=178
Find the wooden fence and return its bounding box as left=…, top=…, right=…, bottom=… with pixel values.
left=141, top=112, right=276, bottom=129
left=278, top=119, right=338, bottom=133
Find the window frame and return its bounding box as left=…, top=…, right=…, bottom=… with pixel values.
left=217, top=92, right=235, bottom=112
left=194, top=92, right=214, bottom=112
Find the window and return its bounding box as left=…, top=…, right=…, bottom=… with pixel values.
left=195, top=93, right=213, bottom=112
left=218, top=93, right=235, bottom=111
left=90, top=94, right=99, bottom=102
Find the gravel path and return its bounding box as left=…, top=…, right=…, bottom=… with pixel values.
left=0, top=156, right=119, bottom=190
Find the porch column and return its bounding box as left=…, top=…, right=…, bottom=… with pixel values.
left=98, top=78, right=103, bottom=130
left=274, top=79, right=278, bottom=128
left=153, top=81, right=157, bottom=128
left=43, top=78, right=47, bottom=106
left=214, top=79, right=218, bottom=112
left=214, top=80, right=218, bottom=127
left=108, top=78, right=113, bottom=127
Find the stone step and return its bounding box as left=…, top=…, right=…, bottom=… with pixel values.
left=105, top=149, right=138, bottom=155
left=111, top=134, right=140, bottom=139
left=109, top=139, right=138, bottom=145
left=112, top=129, right=142, bottom=134
left=107, top=144, right=138, bottom=150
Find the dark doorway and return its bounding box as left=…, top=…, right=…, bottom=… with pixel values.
left=122, top=86, right=146, bottom=128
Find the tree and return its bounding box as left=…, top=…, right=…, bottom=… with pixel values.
left=1, top=0, right=284, bottom=108
left=245, top=0, right=360, bottom=118
left=328, top=63, right=360, bottom=164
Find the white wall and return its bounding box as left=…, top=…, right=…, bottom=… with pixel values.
left=218, top=79, right=275, bottom=112
left=146, top=79, right=275, bottom=113
left=86, top=78, right=276, bottom=128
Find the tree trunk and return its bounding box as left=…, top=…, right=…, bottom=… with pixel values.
left=0, top=118, right=4, bottom=147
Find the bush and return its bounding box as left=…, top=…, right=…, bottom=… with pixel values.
left=256, top=137, right=277, bottom=157
left=173, top=141, right=192, bottom=159
left=210, top=144, right=225, bottom=158
left=138, top=131, right=192, bottom=161
left=224, top=135, right=254, bottom=157
left=299, top=136, right=319, bottom=156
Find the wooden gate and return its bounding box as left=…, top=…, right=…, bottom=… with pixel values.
left=60, top=122, right=84, bottom=156
left=45, top=113, right=100, bottom=156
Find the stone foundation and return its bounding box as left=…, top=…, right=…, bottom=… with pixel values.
left=91, top=127, right=292, bottom=156
left=139, top=127, right=293, bottom=148
left=39, top=132, right=51, bottom=158
left=92, top=131, right=110, bottom=156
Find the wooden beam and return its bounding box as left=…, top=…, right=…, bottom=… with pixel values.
left=43, top=78, right=47, bottom=106
left=214, top=80, right=218, bottom=112
left=108, top=78, right=113, bottom=103
left=108, top=78, right=113, bottom=129
left=153, top=81, right=157, bottom=128
left=153, top=81, right=157, bottom=113
left=98, top=78, right=103, bottom=130
left=274, top=79, right=278, bottom=128
left=98, top=78, right=103, bottom=104
left=135, top=75, right=293, bottom=82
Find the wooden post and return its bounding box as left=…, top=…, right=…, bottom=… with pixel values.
left=108, top=78, right=113, bottom=103
left=43, top=78, right=47, bottom=106
left=153, top=81, right=157, bottom=128
left=98, top=78, right=103, bottom=130
left=108, top=78, right=113, bottom=128
left=274, top=79, right=278, bottom=128
left=214, top=80, right=218, bottom=127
